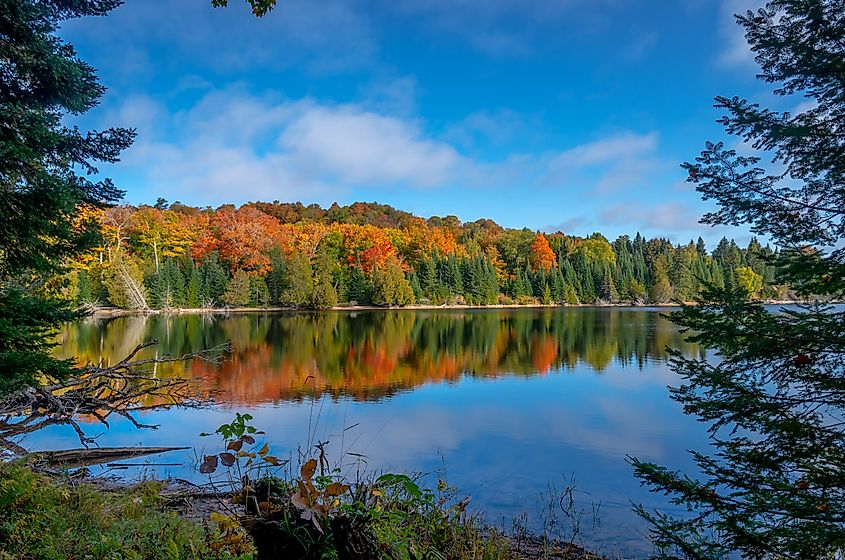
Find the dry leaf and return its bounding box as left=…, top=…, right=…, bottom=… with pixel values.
left=291, top=491, right=307, bottom=510
left=301, top=458, right=317, bottom=481
left=219, top=452, right=236, bottom=467
left=325, top=482, right=348, bottom=497
left=199, top=455, right=218, bottom=474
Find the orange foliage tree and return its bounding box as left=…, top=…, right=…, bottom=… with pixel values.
left=529, top=234, right=557, bottom=272
left=340, top=224, right=398, bottom=273
left=203, top=206, right=288, bottom=273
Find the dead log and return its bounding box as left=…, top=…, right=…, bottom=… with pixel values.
left=28, top=446, right=189, bottom=469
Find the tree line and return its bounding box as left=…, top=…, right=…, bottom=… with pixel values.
left=58, top=200, right=788, bottom=309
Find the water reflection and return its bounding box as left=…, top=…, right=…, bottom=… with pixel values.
left=57, top=308, right=702, bottom=403
left=48, top=308, right=711, bottom=556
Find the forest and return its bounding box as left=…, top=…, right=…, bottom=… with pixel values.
left=61, top=199, right=786, bottom=309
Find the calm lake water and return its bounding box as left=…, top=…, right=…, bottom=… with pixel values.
left=37, top=308, right=713, bottom=557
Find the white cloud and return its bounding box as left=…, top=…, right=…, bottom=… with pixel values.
left=793, top=99, right=818, bottom=114
left=278, top=106, right=462, bottom=187
left=356, top=75, right=420, bottom=117
left=544, top=132, right=666, bottom=193
left=117, top=90, right=471, bottom=204
left=548, top=132, right=657, bottom=168
left=110, top=89, right=691, bottom=240
left=601, top=201, right=702, bottom=232
left=442, top=109, right=546, bottom=152
left=717, top=0, right=762, bottom=68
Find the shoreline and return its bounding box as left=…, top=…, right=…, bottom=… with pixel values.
left=5, top=463, right=604, bottom=560
left=86, top=300, right=813, bottom=317
left=83, top=471, right=604, bottom=560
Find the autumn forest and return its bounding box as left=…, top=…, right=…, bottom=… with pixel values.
left=64, top=199, right=785, bottom=310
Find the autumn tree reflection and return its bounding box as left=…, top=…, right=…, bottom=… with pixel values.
left=56, top=309, right=700, bottom=405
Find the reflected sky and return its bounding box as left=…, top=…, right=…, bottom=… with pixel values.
left=27, top=308, right=713, bottom=557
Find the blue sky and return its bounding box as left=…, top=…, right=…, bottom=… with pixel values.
left=61, top=0, right=786, bottom=245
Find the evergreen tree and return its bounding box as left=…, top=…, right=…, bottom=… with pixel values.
left=312, top=243, right=339, bottom=308
left=249, top=274, right=270, bottom=307
left=146, top=270, right=167, bottom=309
left=541, top=284, right=552, bottom=304
left=549, top=267, right=565, bottom=303
left=599, top=267, right=618, bottom=302
left=76, top=270, right=94, bottom=306
left=281, top=252, right=313, bottom=306
left=563, top=284, right=579, bottom=305
left=200, top=252, right=228, bottom=305
left=346, top=264, right=372, bottom=305
left=146, top=258, right=186, bottom=309
left=312, top=280, right=338, bottom=308
left=649, top=258, right=673, bottom=304
left=415, top=256, right=439, bottom=303
left=372, top=256, right=415, bottom=305
left=482, top=258, right=500, bottom=304
left=695, top=236, right=706, bottom=257
left=462, top=256, right=484, bottom=304
left=185, top=266, right=202, bottom=308
left=670, top=249, right=694, bottom=302
left=223, top=269, right=251, bottom=307
left=632, top=3, right=845, bottom=557
left=0, top=0, right=134, bottom=394
left=440, top=254, right=464, bottom=298
left=163, top=258, right=186, bottom=307
left=266, top=249, right=287, bottom=304
left=409, top=271, right=423, bottom=302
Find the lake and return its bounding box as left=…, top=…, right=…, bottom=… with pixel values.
left=38, top=307, right=711, bottom=557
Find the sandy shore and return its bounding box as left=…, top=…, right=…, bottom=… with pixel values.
left=87, top=300, right=812, bottom=317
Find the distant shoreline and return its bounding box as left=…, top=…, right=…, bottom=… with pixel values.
left=87, top=300, right=813, bottom=317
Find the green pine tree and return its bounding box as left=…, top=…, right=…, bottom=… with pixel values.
left=266, top=250, right=287, bottom=304
left=200, top=252, right=228, bottom=305
left=372, top=256, right=415, bottom=306
left=185, top=266, right=202, bottom=308
left=632, top=3, right=845, bottom=557
left=0, top=0, right=134, bottom=394
left=248, top=274, right=270, bottom=307
left=346, top=264, right=372, bottom=305
left=312, top=243, right=339, bottom=308
left=76, top=270, right=94, bottom=306
left=223, top=270, right=251, bottom=307
left=281, top=252, right=313, bottom=306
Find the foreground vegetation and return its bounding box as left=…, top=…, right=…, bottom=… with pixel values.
left=0, top=458, right=599, bottom=560
left=0, top=412, right=601, bottom=559
left=0, top=462, right=241, bottom=560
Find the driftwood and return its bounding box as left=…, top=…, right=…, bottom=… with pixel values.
left=28, top=446, right=190, bottom=469
left=0, top=341, right=229, bottom=453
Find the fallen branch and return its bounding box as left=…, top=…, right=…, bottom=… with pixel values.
left=0, top=341, right=229, bottom=451
left=29, top=446, right=190, bottom=469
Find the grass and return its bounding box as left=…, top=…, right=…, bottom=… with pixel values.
left=0, top=462, right=248, bottom=560
left=0, top=460, right=601, bottom=560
